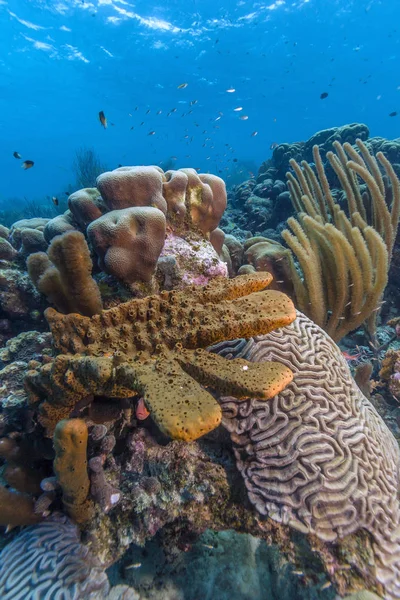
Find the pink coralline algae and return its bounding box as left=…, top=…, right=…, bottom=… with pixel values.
left=157, top=232, right=228, bottom=290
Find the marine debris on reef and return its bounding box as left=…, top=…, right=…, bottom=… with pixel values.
left=25, top=272, right=296, bottom=440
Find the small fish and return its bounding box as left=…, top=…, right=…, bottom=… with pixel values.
left=190, top=100, right=198, bottom=105
left=22, top=160, right=34, bottom=170
left=251, top=131, right=258, bottom=137
left=320, top=582, right=332, bottom=591
left=389, top=111, right=398, bottom=117
left=13, top=151, right=21, bottom=159
left=177, top=83, right=188, bottom=89
left=148, top=131, right=155, bottom=136
left=202, top=544, right=214, bottom=550
left=239, top=115, right=248, bottom=120
left=146, top=109, right=151, bottom=114
left=270, top=142, right=279, bottom=150
left=233, top=106, right=243, bottom=111
left=320, top=92, right=329, bottom=99
left=125, top=563, right=142, bottom=570
left=233, top=158, right=238, bottom=162
left=130, top=126, right=134, bottom=130
left=51, top=196, right=59, bottom=206
left=64, top=192, right=70, bottom=196
left=99, top=110, right=107, bottom=128
left=342, top=350, right=361, bottom=361
left=226, top=88, right=235, bottom=93
left=156, top=110, right=162, bottom=115
left=136, top=398, right=150, bottom=420
left=215, top=116, right=221, bottom=121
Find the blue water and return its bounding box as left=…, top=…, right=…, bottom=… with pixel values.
left=1, top=0, right=400, bottom=202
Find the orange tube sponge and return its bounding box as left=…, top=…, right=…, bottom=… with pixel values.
left=53, top=418, right=94, bottom=524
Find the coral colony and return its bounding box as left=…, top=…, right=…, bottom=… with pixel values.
left=2, top=125, right=400, bottom=600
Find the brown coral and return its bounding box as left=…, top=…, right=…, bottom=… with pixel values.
left=87, top=207, right=166, bottom=285
left=179, top=169, right=227, bottom=236
left=243, top=237, right=295, bottom=296
left=27, top=231, right=102, bottom=317
left=25, top=273, right=296, bottom=440
left=0, top=485, right=42, bottom=526
left=68, top=187, right=106, bottom=229
left=53, top=418, right=94, bottom=523
left=97, top=166, right=168, bottom=213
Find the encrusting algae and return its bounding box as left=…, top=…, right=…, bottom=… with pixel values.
left=25, top=272, right=296, bottom=441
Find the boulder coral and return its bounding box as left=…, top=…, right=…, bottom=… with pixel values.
left=97, top=165, right=168, bottom=214
left=41, top=165, right=228, bottom=292
left=68, top=187, right=106, bottom=229
left=87, top=206, right=166, bottom=285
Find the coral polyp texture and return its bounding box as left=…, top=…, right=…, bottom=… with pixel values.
left=87, top=206, right=167, bottom=285
left=40, top=165, right=228, bottom=292
left=25, top=272, right=296, bottom=440
left=212, top=312, right=400, bottom=600
left=0, top=516, right=138, bottom=599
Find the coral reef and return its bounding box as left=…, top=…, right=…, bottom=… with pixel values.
left=41, top=166, right=227, bottom=294
left=110, top=529, right=337, bottom=600
left=68, top=187, right=106, bottom=229
left=0, top=268, right=43, bottom=323
left=25, top=273, right=296, bottom=438
left=212, top=311, right=400, bottom=599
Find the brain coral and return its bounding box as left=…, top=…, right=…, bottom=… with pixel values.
left=0, top=517, right=140, bottom=599
left=213, top=312, right=400, bottom=599
left=0, top=517, right=110, bottom=599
